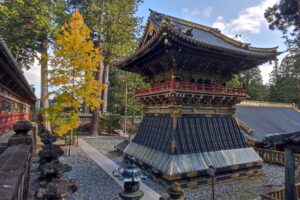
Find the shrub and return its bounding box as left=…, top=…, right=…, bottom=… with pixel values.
left=99, top=114, right=121, bottom=134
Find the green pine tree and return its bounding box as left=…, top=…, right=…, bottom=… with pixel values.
left=0, top=0, right=68, bottom=130
left=227, top=67, right=268, bottom=101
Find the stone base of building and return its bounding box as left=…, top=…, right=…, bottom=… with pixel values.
left=119, top=151, right=263, bottom=189
left=115, top=113, right=263, bottom=188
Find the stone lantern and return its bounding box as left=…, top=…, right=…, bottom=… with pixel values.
left=165, top=183, right=185, bottom=200
left=8, top=120, right=33, bottom=146
left=113, top=156, right=147, bottom=200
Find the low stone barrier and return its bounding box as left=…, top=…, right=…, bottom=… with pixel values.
left=0, top=120, right=33, bottom=200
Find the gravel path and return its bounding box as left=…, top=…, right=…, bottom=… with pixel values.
left=30, top=145, right=122, bottom=200
left=62, top=147, right=122, bottom=200
left=84, top=137, right=286, bottom=200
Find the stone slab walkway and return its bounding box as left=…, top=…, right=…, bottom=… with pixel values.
left=78, top=139, right=161, bottom=200
left=0, top=130, right=14, bottom=143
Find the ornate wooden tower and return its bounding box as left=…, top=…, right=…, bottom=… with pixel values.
left=115, top=10, right=279, bottom=188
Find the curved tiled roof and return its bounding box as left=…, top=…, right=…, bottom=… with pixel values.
left=116, top=10, right=279, bottom=69
left=236, top=101, right=300, bottom=142
left=146, top=10, right=278, bottom=55
left=0, top=36, right=36, bottom=102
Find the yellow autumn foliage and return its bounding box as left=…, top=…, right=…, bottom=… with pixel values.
left=48, top=11, right=105, bottom=137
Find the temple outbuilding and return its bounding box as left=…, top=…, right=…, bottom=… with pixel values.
left=0, top=37, right=36, bottom=134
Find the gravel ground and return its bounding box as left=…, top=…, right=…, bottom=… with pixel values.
left=183, top=164, right=284, bottom=200
left=30, top=145, right=122, bottom=200
left=84, top=137, right=286, bottom=200
left=30, top=156, right=40, bottom=194
left=83, top=136, right=124, bottom=156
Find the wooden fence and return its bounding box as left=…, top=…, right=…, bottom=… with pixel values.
left=256, top=148, right=300, bottom=199
left=254, top=147, right=300, bottom=166
left=261, top=183, right=300, bottom=200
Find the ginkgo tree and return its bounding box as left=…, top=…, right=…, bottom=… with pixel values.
left=48, top=11, right=104, bottom=150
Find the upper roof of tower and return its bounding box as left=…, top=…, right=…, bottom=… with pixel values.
left=115, top=10, right=279, bottom=76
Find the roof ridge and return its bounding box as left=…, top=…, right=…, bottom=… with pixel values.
left=238, top=100, right=299, bottom=111
left=149, top=9, right=213, bottom=31
left=148, top=9, right=278, bottom=53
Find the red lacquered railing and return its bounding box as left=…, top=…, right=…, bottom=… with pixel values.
left=0, top=113, right=29, bottom=134
left=135, top=81, right=246, bottom=97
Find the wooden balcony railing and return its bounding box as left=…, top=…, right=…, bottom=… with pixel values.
left=261, top=183, right=300, bottom=200
left=0, top=113, right=29, bottom=134
left=135, top=81, right=247, bottom=97
left=254, top=147, right=300, bottom=166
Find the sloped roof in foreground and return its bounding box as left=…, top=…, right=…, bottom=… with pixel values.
left=236, top=101, right=300, bottom=142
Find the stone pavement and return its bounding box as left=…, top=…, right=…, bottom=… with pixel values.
left=78, top=138, right=161, bottom=200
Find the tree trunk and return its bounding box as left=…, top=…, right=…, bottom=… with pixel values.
left=102, top=63, right=110, bottom=113
left=40, top=37, right=51, bottom=131
left=89, top=0, right=105, bottom=136
left=90, top=60, right=104, bottom=136
left=90, top=38, right=104, bottom=136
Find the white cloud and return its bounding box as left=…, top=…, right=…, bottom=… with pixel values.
left=212, top=0, right=278, bottom=37
left=181, top=6, right=213, bottom=20
left=211, top=0, right=282, bottom=84
left=181, top=8, right=200, bottom=20
left=182, top=8, right=189, bottom=15
left=23, top=58, right=40, bottom=99
left=203, top=6, right=212, bottom=17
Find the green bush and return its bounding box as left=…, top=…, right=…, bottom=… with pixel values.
left=99, top=114, right=121, bottom=134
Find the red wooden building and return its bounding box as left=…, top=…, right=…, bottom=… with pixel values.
left=0, top=37, right=36, bottom=134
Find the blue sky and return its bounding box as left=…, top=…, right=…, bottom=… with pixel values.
left=24, top=0, right=286, bottom=98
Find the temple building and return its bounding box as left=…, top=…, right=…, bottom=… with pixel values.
left=115, top=10, right=279, bottom=187
left=0, top=36, right=36, bottom=134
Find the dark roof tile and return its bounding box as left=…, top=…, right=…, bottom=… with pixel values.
left=236, top=101, right=300, bottom=142
left=148, top=10, right=278, bottom=57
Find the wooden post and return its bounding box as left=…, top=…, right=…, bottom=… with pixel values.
left=211, top=176, right=215, bottom=200
left=171, top=75, right=176, bottom=90
left=285, top=147, right=296, bottom=200
left=124, top=73, right=128, bottom=134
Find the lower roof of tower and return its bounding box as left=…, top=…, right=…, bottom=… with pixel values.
left=115, top=10, right=279, bottom=75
